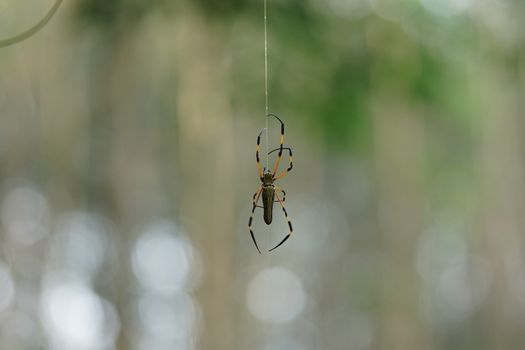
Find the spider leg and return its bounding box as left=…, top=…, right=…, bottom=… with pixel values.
left=256, top=129, right=265, bottom=180
left=268, top=191, right=293, bottom=252
left=267, top=114, right=285, bottom=177
left=268, top=147, right=293, bottom=180
left=274, top=186, right=286, bottom=203
left=253, top=187, right=264, bottom=208
left=248, top=187, right=263, bottom=253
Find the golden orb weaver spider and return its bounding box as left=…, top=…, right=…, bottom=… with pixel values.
left=248, top=114, right=294, bottom=253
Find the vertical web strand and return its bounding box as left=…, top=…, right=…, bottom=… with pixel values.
left=264, top=0, right=270, bottom=246
left=264, top=0, right=269, bottom=171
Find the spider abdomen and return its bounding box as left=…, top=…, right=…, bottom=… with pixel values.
left=262, top=185, right=275, bottom=224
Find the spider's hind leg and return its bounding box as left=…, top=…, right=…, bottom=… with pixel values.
left=253, top=188, right=264, bottom=208
left=274, top=186, right=286, bottom=202
left=268, top=191, right=293, bottom=252
left=256, top=130, right=265, bottom=180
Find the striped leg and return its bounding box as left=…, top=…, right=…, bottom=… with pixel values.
left=256, top=129, right=264, bottom=180
left=249, top=187, right=263, bottom=253
left=274, top=186, right=286, bottom=202
left=253, top=186, right=263, bottom=208
left=268, top=191, right=293, bottom=252
left=267, top=114, right=285, bottom=177
left=268, top=147, right=293, bottom=180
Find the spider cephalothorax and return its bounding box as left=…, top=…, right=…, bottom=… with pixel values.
left=249, top=114, right=293, bottom=253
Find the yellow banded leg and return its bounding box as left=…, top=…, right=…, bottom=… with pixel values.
left=274, top=186, right=286, bottom=203
left=268, top=192, right=293, bottom=252
left=248, top=188, right=263, bottom=253
left=256, top=129, right=264, bottom=179
left=269, top=147, right=293, bottom=180
left=267, top=114, right=285, bottom=176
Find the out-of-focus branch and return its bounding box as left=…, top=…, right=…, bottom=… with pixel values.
left=0, top=0, right=63, bottom=48
left=175, top=10, right=235, bottom=350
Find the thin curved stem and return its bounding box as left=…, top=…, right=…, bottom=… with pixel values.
left=0, top=0, right=63, bottom=48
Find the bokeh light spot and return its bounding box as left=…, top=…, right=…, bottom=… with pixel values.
left=261, top=338, right=305, bottom=350
left=138, top=293, right=197, bottom=342
left=1, top=184, right=50, bottom=245
left=0, top=262, right=15, bottom=313
left=417, top=227, right=491, bottom=325
left=50, top=212, right=111, bottom=280
left=247, top=267, right=306, bottom=324
left=131, top=221, right=194, bottom=295
left=40, top=281, right=120, bottom=349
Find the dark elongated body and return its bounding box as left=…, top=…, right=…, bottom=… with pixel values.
left=262, top=184, right=275, bottom=224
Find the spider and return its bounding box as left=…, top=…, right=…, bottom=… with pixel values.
left=249, top=114, right=293, bottom=253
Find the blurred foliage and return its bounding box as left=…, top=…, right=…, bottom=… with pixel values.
left=2, top=1, right=524, bottom=348
left=50, top=0, right=525, bottom=154
left=76, top=0, right=176, bottom=27
left=73, top=0, right=500, bottom=153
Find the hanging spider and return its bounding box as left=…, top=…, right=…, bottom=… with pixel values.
left=249, top=114, right=294, bottom=253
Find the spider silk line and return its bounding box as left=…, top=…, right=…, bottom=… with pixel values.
left=264, top=0, right=269, bottom=171
left=264, top=0, right=271, bottom=245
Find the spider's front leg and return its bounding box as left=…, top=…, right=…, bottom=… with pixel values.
left=256, top=129, right=264, bottom=180
left=267, top=114, right=285, bottom=177
left=269, top=147, right=293, bottom=180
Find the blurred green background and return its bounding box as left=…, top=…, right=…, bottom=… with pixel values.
left=1, top=0, right=525, bottom=349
